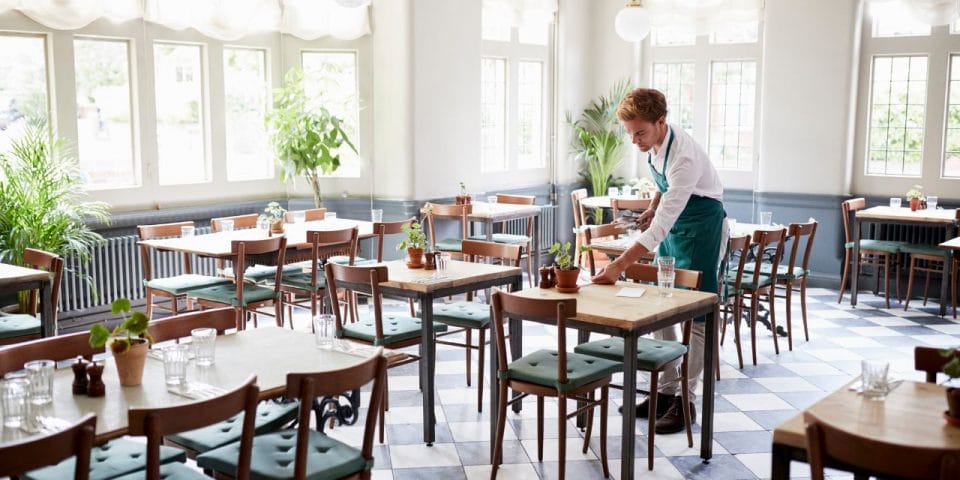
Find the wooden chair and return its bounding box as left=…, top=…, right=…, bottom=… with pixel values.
left=211, top=213, right=259, bottom=232
left=425, top=202, right=471, bottom=258
left=719, top=234, right=751, bottom=369
left=0, top=248, right=64, bottom=345
left=349, top=218, right=418, bottom=319
left=584, top=223, right=628, bottom=276
left=575, top=263, right=699, bottom=470
left=737, top=228, right=787, bottom=365
left=571, top=188, right=589, bottom=268
left=280, top=227, right=359, bottom=326
left=804, top=410, right=960, bottom=480
left=433, top=239, right=523, bottom=411
left=915, top=345, right=960, bottom=383
left=611, top=197, right=651, bottom=219
left=903, top=209, right=960, bottom=315
left=137, top=222, right=230, bottom=320
left=212, top=214, right=300, bottom=283
left=0, top=330, right=100, bottom=376
left=467, top=194, right=536, bottom=285
left=189, top=237, right=287, bottom=330
left=148, top=307, right=236, bottom=343
left=196, top=350, right=388, bottom=480
left=283, top=208, right=327, bottom=223
left=838, top=198, right=906, bottom=308
left=490, top=291, right=618, bottom=480
left=0, top=414, right=95, bottom=479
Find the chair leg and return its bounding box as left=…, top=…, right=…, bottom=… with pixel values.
left=170, top=293, right=179, bottom=316
left=465, top=329, right=473, bottom=387
left=536, top=396, right=545, bottom=462
left=599, top=385, right=610, bottom=478
left=800, top=277, right=810, bottom=342
left=883, top=255, right=891, bottom=309
left=582, top=391, right=594, bottom=454
left=719, top=305, right=728, bottom=346
left=733, top=296, right=744, bottom=369
left=922, top=267, right=932, bottom=306
left=895, top=255, right=902, bottom=303
left=952, top=260, right=958, bottom=319
left=905, top=257, right=916, bottom=311
left=647, top=373, right=659, bottom=471
left=837, top=249, right=850, bottom=303
left=768, top=290, right=780, bottom=356
left=749, top=294, right=759, bottom=366
left=558, top=394, right=567, bottom=480
left=274, top=301, right=283, bottom=328
left=784, top=281, right=794, bottom=351
left=478, top=328, right=486, bottom=412
left=680, top=356, right=693, bottom=448
left=715, top=336, right=721, bottom=381
left=145, top=290, right=154, bottom=320
left=491, top=382, right=509, bottom=475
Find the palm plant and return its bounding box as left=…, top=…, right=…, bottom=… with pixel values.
left=567, top=79, right=631, bottom=223
left=0, top=121, right=109, bottom=310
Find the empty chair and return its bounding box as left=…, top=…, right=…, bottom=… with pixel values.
left=468, top=193, right=537, bottom=285
left=719, top=234, right=752, bottom=369
left=914, top=345, right=960, bottom=383
left=283, top=207, right=326, bottom=223
left=280, top=227, right=359, bottom=323
left=0, top=248, right=64, bottom=344
left=148, top=307, right=237, bottom=343
left=425, top=202, right=471, bottom=256
left=730, top=228, right=787, bottom=365
left=211, top=213, right=260, bottom=232
left=838, top=198, right=906, bottom=308
left=0, top=414, right=95, bottom=479
left=571, top=188, right=589, bottom=268
left=0, top=330, right=99, bottom=376
left=903, top=210, right=960, bottom=314
left=212, top=214, right=301, bottom=283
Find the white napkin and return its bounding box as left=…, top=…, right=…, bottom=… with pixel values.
left=616, top=287, right=646, bottom=298
left=167, top=382, right=227, bottom=400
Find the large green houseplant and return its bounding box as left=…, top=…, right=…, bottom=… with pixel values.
left=0, top=121, right=109, bottom=311
left=267, top=68, right=356, bottom=208
left=567, top=80, right=630, bottom=223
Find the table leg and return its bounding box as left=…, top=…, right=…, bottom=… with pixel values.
left=489, top=320, right=499, bottom=460
left=771, top=443, right=793, bottom=480
left=620, top=330, right=638, bottom=479
left=851, top=218, right=862, bottom=307
left=939, top=224, right=957, bottom=316
left=576, top=329, right=590, bottom=429
left=700, top=305, right=717, bottom=461
left=532, top=214, right=540, bottom=287
left=40, top=280, right=54, bottom=337
left=419, top=294, right=437, bottom=445
left=510, top=315, right=523, bottom=414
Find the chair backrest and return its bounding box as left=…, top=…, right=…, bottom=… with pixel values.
left=372, top=218, right=415, bottom=262
left=495, top=193, right=536, bottom=236
left=325, top=263, right=389, bottom=338
left=840, top=198, right=866, bottom=244
left=623, top=263, right=702, bottom=290
left=148, top=308, right=236, bottom=344
left=425, top=203, right=471, bottom=250
left=611, top=198, right=652, bottom=219
left=21, top=248, right=64, bottom=322
left=229, top=236, right=287, bottom=297
left=128, top=376, right=259, bottom=480
left=0, top=413, right=95, bottom=479
left=748, top=228, right=787, bottom=287
left=914, top=346, right=960, bottom=383
left=286, top=350, right=387, bottom=480
left=284, top=208, right=327, bottom=223
left=211, top=213, right=259, bottom=232
left=301, top=227, right=359, bottom=288
left=137, top=221, right=196, bottom=280
left=804, top=410, right=960, bottom=480
left=571, top=188, right=588, bottom=229
left=0, top=331, right=101, bottom=376
left=461, top=239, right=523, bottom=299
left=584, top=223, right=627, bottom=276
left=785, top=219, right=818, bottom=273
left=724, top=234, right=752, bottom=294
left=491, top=290, right=576, bottom=385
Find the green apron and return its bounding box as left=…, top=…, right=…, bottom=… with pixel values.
left=648, top=129, right=725, bottom=304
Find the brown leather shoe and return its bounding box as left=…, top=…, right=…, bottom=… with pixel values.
left=618, top=392, right=674, bottom=418
left=654, top=396, right=696, bottom=434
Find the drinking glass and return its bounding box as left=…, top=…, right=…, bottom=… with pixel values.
left=191, top=328, right=217, bottom=366
left=759, top=211, right=773, bottom=226
left=927, top=196, right=938, bottom=210
left=180, top=225, right=195, bottom=237
left=486, top=196, right=498, bottom=204
left=24, top=359, right=54, bottom=405
left=657, top=256, right=675, bottom=298
left=371, top=209, right=383, bottom=223
left=257, top=218, right=270, bottom=231
left=292, top=211, right=306, bottom=224
left=861, top=360, right=890, bottom=401
left=327, top=212, right=337, bottom=220
left=607, top=187, right=619, bottom=198
left=889, top=197, right=902, bottom=208
left=1, top=376, right=29, bottom=428
left=162, top=344, right=189, bottom=385
left=220, top=219, right=235, bottom=232
left=437, top=252, right=452, bottom=272
left=621, top=186, right=633, bottom=197
left=313, top=314, right=335, bottom=349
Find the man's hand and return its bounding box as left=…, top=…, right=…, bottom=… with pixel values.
left=591, top=265, right=621, bottom=285
left=636, top=208, right=655, bottom=230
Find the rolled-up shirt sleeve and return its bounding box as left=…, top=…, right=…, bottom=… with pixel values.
left=636, top=155, right=698, bottom=251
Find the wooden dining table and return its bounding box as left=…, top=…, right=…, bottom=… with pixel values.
left=0, top=263, right=54, bottom=337
left=505, top=282, right=719, bottom=479
left=771, top=380, right=960, bottom=479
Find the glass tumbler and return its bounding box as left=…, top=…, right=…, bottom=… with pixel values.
left=657, top=256, right=676, bottom=298
left=162, top=344, right=190, bottom=385
left=2, top=376, right=29, bottom=428
left=24, top=359, right=54, bottom=405
left=861, top=360, right=890, bottom=401
left=313, top=314, right=335, bottom=349
left=191, top=328, right=217, bottom=366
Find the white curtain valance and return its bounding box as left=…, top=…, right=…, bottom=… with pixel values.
left=866, top=0, right=960, bottom=27
left=0, top=0, right=371, bottom=41
left=643, top=0, right=764, bottom=37
left=482, top=0, right=558, bottom=28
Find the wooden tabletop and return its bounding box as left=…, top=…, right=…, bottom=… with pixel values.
left=732, top=222, right=785, bottom=237
left=0, top=263, right=50, bottom=289
left=0, top=327, right=388, bottom=444
left=856, top=206, right=959, bottom=224
left=139, top=218, right=375, bottom=258
left=511, top=281, right=717, bottom=331
left=378, top=259, right=522, bottom=294
left=941, top=236, right=960, bottom=251
left=773, top=381, right=960, bottom=451
left=432, top=202, right=541, bottom=221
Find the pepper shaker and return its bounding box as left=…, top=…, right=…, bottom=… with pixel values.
left=86, top=362, right=105, bottom=397
left=71, top=356, right=89, bottom=395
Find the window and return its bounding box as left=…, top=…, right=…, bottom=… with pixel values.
left=866, top=56, right=926, bottom=176
left=0, top=34, right=48, bottom=155
left=708, top=61, right=757, bottom=170
left=651, top=62, right=695, bottom=135
left=942, top=55, right=960, bottom=177
left=224, top=47, right=271, bottom=181
left=481, top=57, right=507, bottom=172
left=710, top=21, right=760, bottom=44
left=651, top=27, right=696, bottom=47
left=517, top=61, right=543, bottom=168
left=154, top=42, right=208, bottom=185
left=74, top=38, right=136, bottom=189
left=301, top=51, right=361, bottom=177
left=871, top=2, right=931, bottom=37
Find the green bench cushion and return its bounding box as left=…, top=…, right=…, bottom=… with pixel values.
left=742, top=264, right=808, bottom=280
left=112, top=462, right=208, bottom=480
left=434, top=238, right=463, bottom=252
left=574, top=337, right=688, bottom=371
left=433, top=301, right=491, bottom=328
left=166, top=400, right=299, bottom=454
left=724, top=272, right=774, bottom=291
left=222, top=264, right=303, bottom=282
left=197, top=429, right=368, bottom=480
left=0, top=313, right=40, bottom=339
left=340, top=314, right=447, bottom=346
left=188, top=283, right=279, bottom=307
left=23, top=438, right=186, bottom=480
left=467, top=233, right=530, bottom=245
left=279, top=272, right=327, bottom=291
left=144, top=274, right=231, bottom=295
left=502, top=349, right=622, bottom=392
left=844, top=239, right=905, bottom=254
left=328, top=255, right=367, bottom=265
left=900, top=243, right=952, bottom=258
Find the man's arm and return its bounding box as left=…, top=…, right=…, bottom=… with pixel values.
left=590, top=241, right=650, bottom=284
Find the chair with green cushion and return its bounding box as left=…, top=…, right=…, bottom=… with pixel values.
left=467, top=193, right=537, bottom=286
left=138, top=221, right=231, bottom=320
left=490, top=291, right=619, bottom=480
left=574, top=263, right=700, bottom=471
left=903, top=209, right=960, bottom=315
left=189, top=236, right=287, bottom=331
left=22, top=437, right=187, bottom=480
left=197, top=350, right=388, bottom=480
left=838, top=198, right=907, bottom=308
left=0, top=248, right=64, bottom=345
left=425, top=202, right=471, bottom=257
left=280, top=227, right=358, bottom=328
left=0, top=414, right=95, bottom=480
left=210, top=213, right=300, bottom=283
left=737, top=227, right=788, bottom=366
left=719, top=234, right=752, bottom=370
left=434, top=239, right=523, bottom=412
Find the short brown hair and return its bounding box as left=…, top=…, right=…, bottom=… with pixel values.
left=617, top=88, right=667, bottom=122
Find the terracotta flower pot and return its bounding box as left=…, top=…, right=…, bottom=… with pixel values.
left=270, top=220, right=284, bottom=234
left=554, top=267, right=580, bottom=292
left=910, top=197, right=921, bottom=211
left=406, top=248, right=424, bottom=268
left=947, top=387, right=960, bottom=419
left=455, top=195, right=472, bottom=205
left=114, top=340, right=149, bottom=386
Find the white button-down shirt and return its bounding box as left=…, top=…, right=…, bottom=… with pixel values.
left=636, top=124, right=724, bottom=252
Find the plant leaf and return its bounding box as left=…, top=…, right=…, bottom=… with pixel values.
left=121, top=311, right=149, bottom=336
left=89, top=323, right=110, bottom=348
left=111, top=298, right=131, bottom=315
left=110, top=337, right=130, bottom=355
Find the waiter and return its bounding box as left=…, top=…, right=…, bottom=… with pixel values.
left=591, top=87, right=725, bottom=434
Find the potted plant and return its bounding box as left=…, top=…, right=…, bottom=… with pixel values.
left=906, top=184, right=924, bottom=211
left=89, top=298, right=152, bottom=387
left=549, top=242, right=590, bottom=292
left=267, top=68, right=356, bottom=208
left=941, top=348, right=960, bottom=425
left=456, top=181, right=472, bottom=205
left=397, top=221, right=427, bottom=268
left=260, top=202, right=286, bottom=234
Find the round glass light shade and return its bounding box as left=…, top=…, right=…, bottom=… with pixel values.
left=615, top=5, right=651, bottom=42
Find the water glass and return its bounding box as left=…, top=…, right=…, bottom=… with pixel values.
left=927, top=195, right=938, bottom=210
left=257, top=218, right=270, bottom=231
left=861, top=360, right=890, bottom=401
left=889, top=197, right=902, bottom=208
left=486, top=196, right=498, bottom=204
left=313, top=314, right=335, bottom=349
left=371, top=209, right=383, bottom=223
left=657, top=256, right=676, bottom=298
left=191, top=328, right=216, bottom=366
left=327, top=212, right=337, bottom=220
left=24, top=359, right=54, bottom=405
left=621, top=186, right=633, bottom=197
left=220, top=219, right=235, bottom=232
left=1, top=376, right=29, bottom=428
left=292, top=211, right=306, bottom=224
left=759, top=211, right=773, bottom=226
left=437, top=252, right=452, bottom=272
left=607, top=187, right=619, bottom=198
left=180, top=225, right=195, bottom=237
left=162, top=344, right=189, bottom=385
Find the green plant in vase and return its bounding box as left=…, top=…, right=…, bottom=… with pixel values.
left=548, top=242, right=591, bottom=291
left=906, top=185, right=924, bottom=211
left=456, top=181, right=472, bottom=205
left=397, top=221, right=427, bottom=268
left=89, top=298, right=152, bottom=386
left=259, top=202, right=286, bottom=234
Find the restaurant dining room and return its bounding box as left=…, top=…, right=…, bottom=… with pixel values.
left=2, top=0, right=960, bottom=479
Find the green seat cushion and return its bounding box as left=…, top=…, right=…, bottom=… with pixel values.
left=328, top=255, right=367, bottom=265
left=742, top=264, right=808, bottom=280
left=112, top=462, right=208, bottom=480
left=222, top=264, right=303, bottom=282
left=502, top=349, right=622, bottom=392
left=144, top=274, right=231, bottom=295
left=0, top=313, right=40, bottom=339
left=724, top=272, right=774, bottom=291
left=23, top=438, right=186, bottom=480
left=467, top=233, right=531, bottom=244
left=433, top=301, right=491, bottom=328
left=197, top=429, right=368, bottom=480
left=900, top=243, right=951, bottom=258
left=166, top=400, right=299, bottom=454
left=279, top=272, right=327, bottom=291
left=340, top=314, right=447, bottom=346
left=844, top=239, right=905, bottom=254
left=574, top=337, right=688, bottom=371
left=188, top=283, right=279, bottom=307
left=434, top=238, right=463, bottom=252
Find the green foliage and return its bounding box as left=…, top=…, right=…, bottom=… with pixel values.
left=267, top=68, right=357, bottom=208
left=905, top=184, right=924, bottom=200
left=942, top=348, right=960, bottom=381
left=259, top=201, right=286, bottom=223
left=549, top=242, right=591, bottom=271
left=459, top=181, right=467, bottom=195
left=397, top=221, right=427, bottom=251
left=89, top=298, right=152, bottom=353
left=567, top=80, right=631, bottom=223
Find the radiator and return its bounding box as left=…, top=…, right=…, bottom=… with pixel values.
left=870, top=222, right=949, bottom=245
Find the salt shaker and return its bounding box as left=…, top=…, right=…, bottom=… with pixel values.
left=71, top=356, right=89, bottom=395
left=86, top=362, right=105, bottom=397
